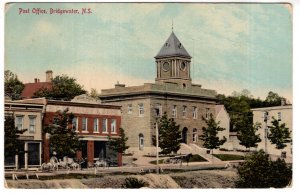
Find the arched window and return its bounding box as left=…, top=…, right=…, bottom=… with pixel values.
left=193, top=128, right=198, bottom=142
left=139, top=133, right=144, bottom=151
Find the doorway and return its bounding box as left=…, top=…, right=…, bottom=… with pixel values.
left=139, top=133, right=144, bottom=151
left=182, top=127, right=188, bottom=144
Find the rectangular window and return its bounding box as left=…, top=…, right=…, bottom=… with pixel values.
left=29, top=116, right=36, bottom=133
left=93, top=118, right=99, bottom=132
left=82, top=117, right=87, bottom=132
left=15, top=116, right=24, bottom=130
left=278, top=112, right=282, bottom=121
left=192, top=106, right=198, bottom=119
left=128, top=104, right=133, bottom=114
left=155, top=104, right=162, bottom=117
left=111, top=119, right=116, bottom=134
left=72, top=117, right=78, bottom=132
left=172, top=105, right=177, bottom=118
left=139, top=103, right=144, bottom=116
left=182, top=106, right=187, bottom=117
left=205, top=108, right=210, bottom=119
left=102, top=118, right=108, bottom=133
left=193, top=129, right=198, bottom=142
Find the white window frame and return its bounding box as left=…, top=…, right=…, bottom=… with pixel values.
left=278, top=112, right=282, bottom=121
left=102, top=118, right=108, bottom=134
left=82, top=117, right=88, bottom=132
left=28, top=115, right=36, bottom=133
left=139, top=104, right=144, bottom=117
left=93, top=118, right=99, bottom=133
left=15, top=115, right=24, bottom=130
left=155, top=104, right=162, bottom=117
left=205, top=108, right=210, bottom=119
left=111, top=119, right=116, bottom=134
left=128, top=104, right=133, bottom=114
left=192, top=106, right=198, bottom=119
left=182, top=106, right=187, bottom=118
left=72, top=117, right=78, bottom=132
left=172, top=105, right=177, bottom=118
left=192, top=128, right=198, bottom=142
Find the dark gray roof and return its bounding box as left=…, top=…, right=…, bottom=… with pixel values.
left=155, top=31, right=191, bottom=59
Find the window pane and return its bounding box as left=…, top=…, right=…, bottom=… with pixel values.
left=72, top=117, right=77, bottom=131
left=29, top=117, right=36, bottom=133
left=94, top=119, right=98, bottom=132
left=111, top=119, right=116, bottom=133
left=102, top=119, right=107, bottom=132
left=82, top=118, right=87, bottom=130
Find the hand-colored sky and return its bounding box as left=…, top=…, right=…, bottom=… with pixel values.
left=5, top=2, right=292, bottom=102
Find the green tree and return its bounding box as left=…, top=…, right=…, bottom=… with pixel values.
left=107, top=128, right=129, bottom=154
left=236, top=150, right=292, bottom=188
left=265, top=91, right=282, bottom=106
left=89, top=88, right=99, bottom=99
left=153, top=113, right=181, bottom=155
left=4, top=70, right=25, bottom=100
left=199, top=114, right=227, bottom=154
left=268, top=117, right=292, bottom=151
left=34, top=75, right=86, bottom=101
left=237, top=120, right=262, bottom=151
left=4, top=116, right=27, bottom=157
left=44, top=108, right=82, bottom=159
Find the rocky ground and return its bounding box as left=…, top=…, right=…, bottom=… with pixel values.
left=5, top=168, right=238, bottom=189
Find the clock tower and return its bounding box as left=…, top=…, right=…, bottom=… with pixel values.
left=155, top=31, right=192, bottom=87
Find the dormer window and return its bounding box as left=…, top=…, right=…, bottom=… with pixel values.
left=178, top=42, right=182, bottom=48
left=165, top=42, right=169, bottom=47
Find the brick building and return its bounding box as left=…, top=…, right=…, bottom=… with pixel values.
left=100, top=31, right=225, bottom=155
left=15, top=98, right=122, bottom=166
left=21, top=70, right=53, bottom=99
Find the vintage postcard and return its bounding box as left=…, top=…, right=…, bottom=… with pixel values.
left=3, top=1, right=293, bottom=189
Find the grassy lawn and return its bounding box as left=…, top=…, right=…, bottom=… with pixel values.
left=212, top=154, right=244, bottom=161
left=149, top=154, right=207, bottom=164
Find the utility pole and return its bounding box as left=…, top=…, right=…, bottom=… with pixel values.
left=156, top=122, right=159, bottom=174
left=264, top=111, right=269, bottom=154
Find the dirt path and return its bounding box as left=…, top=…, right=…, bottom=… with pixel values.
left=6, top=169, right=238, bottom=189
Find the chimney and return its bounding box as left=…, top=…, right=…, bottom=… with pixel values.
left=34, top=78, right=38, bottom=83
left=46, top=70, right=53, bottom=82
left=115, top=81, right=125, bottom=88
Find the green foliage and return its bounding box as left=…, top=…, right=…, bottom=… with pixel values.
left=153, top=113, right=181, bottom=155
left=44, top=108, right=82, bottom=159
left=212, top=154, right=244, bottom=161
left=4, top=116, right=27, bottom=157
left=34, top=75, right=86, bottom=100
left=107, top=128, right=129, bottom=154
left=237, top=122, right=262, bottom=150
left=268, top=117, right=292, bottom=150
left=188, top=154, right=207, bottom=162
left=217, top=90, right=286, bottom=132
left=199, top=114, right=227, bottom=152
left=236, top=150, right=292, bottom=188
left=4, top=70, right=25, bottom=100
left=122, top=177, right=149, bottom=188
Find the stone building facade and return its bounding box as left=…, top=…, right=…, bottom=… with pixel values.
left=100, top=31, right=224, bottom=154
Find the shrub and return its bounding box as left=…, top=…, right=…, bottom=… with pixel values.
left=212, top=154, right=244, bottom=161
left=122, top=177, right=149, bottom=188
left=235, top=150, right=292, bottom=188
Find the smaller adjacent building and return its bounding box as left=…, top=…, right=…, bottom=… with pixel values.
left=251, top=104, right=292, bottom=158
left=4, top=99, right=44, bottom=170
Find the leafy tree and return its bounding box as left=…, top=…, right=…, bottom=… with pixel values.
left=268, top=117, right=292, bottom=151
left=44, top=108, right=82, bottom=159
left=34, top=75, right=86, bottom=101
left=265, top=91, right=282, bottom=106
left=236, top=150, right=292, bottom=188
left=4, top=70, right=25, bottom=100
left=122, top=177, right=149, bottom=188
left=89, top=88, right=99, bottom=99
left=152, top=113, right=181, bottom=155
left=4, top=116, right=27, bottom=157
left=107, top=128, right=129, bottom=154
left=199, top=114, right=227, bottom=154
left=237, top=120, right=262, bottom=151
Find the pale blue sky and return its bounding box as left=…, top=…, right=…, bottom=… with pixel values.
left=5, top=3, right=293, bottom=101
